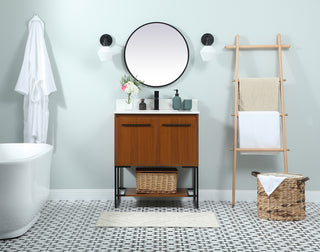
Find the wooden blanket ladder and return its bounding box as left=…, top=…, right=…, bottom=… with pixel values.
left=225, top=34, right=291, bottom=207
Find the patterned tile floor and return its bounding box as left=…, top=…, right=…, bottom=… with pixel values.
left=0, top=200, right=319, bottom=252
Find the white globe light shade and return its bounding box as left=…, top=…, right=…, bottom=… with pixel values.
left=98, top=46, right=113, bottom=61
left=200, top=45, right=215, bottom=61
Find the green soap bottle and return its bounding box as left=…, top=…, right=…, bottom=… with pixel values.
left=172, top=89, right=181, bottom=110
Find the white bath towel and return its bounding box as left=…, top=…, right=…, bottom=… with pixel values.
left=238, top=111, right=280, bottom=155
left=15, top=15, right=56, bottom=143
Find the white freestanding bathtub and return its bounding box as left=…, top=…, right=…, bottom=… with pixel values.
left=0, top=143, right=53, bottom=239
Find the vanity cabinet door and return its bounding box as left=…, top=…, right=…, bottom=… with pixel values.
left=115, top=115, right=156, bottom=166
left=156, top=115, right=198, bottom=166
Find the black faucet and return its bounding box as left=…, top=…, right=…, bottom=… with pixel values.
left=154, top=91, right=159, bottom=110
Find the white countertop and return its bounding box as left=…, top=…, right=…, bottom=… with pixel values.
left=114, top=110, right=199, bottom=114
left=114, top=99, right=199, bottom=114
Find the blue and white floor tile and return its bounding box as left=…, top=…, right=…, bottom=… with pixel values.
left=0, top=200, right=319, bottom=251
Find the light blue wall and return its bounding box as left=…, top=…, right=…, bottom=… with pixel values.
left=0, top=0, right=319, bottom=192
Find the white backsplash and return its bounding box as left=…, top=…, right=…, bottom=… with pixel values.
left=116, top=99, right=198, bottom=112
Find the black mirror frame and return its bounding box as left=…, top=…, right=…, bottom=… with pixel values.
left=124, top=22, right=190, bottom=88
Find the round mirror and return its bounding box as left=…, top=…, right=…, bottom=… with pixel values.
left=124, top=22, right=189, bottom=87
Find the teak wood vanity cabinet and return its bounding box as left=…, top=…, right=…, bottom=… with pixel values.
left=115, top=114, right=198, bottom=166
left=114, top=113, right=199, bottom=208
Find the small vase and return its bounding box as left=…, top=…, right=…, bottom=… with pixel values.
left=116, top=99, right=134, bottom=111
left=127, top=93, right=132, bottom=104
left=123, top=100, right=133, bottom=111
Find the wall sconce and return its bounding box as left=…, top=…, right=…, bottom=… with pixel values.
left=200, top=33, right=215, bottom=61
left=97, top=34, right=113, bottom=61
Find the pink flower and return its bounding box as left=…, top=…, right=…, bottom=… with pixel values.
left=121, top=83, right=127, bottom=91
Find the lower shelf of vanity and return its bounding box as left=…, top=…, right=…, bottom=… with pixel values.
left=114, top=166, right=199, bottom=208
left=120, top=188, right=194, bottom=197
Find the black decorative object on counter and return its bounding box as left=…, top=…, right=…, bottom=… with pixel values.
left=139, top=99, right=146, bottom=110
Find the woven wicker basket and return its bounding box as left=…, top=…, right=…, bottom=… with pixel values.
left=252, top=171, right=309, bottom=221
left=136, top=168, right=177, bottom=194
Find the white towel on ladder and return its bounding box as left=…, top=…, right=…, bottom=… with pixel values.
left=238, top=111, right=281, bottom=155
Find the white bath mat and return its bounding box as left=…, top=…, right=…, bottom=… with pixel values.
left=96, top=212, right=219, bottom=228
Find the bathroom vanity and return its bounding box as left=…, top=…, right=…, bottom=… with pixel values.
left=114, top=99, right=199, bottom=208
left=115, top=21, right=195, bottom=207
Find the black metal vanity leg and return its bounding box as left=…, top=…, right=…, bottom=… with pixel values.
left=193, top=167, right=196, bottom=201
left=117, top=167, right=121, bottom=206
left=114, top=166, right=118, bottom=208
left=196, top=166, right=199, bottom=208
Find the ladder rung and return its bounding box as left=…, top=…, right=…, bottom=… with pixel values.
left=232, top=79, right=286, bottom=82
left=232, top=113, right=288, bottom=117
left=225, top=44, right=290, bottom=49
left=230, top=148, right=290, bottom=152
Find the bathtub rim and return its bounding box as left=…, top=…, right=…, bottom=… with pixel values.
left=0, top=143, right=53, bottom=164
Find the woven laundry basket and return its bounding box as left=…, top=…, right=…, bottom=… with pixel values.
left=252, top=171, right=309, bottom=221
left=136, top=168, right=177, bottom=194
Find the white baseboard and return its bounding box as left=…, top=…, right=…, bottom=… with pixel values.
left=49, top=189, right=320, bottom=202
left=49, top=189, right=114, bottom=200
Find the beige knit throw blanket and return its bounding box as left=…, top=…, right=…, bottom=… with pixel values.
left=239, top=78, right=279, bottom=111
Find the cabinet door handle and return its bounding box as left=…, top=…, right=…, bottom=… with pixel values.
left=121, top=124, right=152, bottom=127
left=162, top=124, right=191, bottom=127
